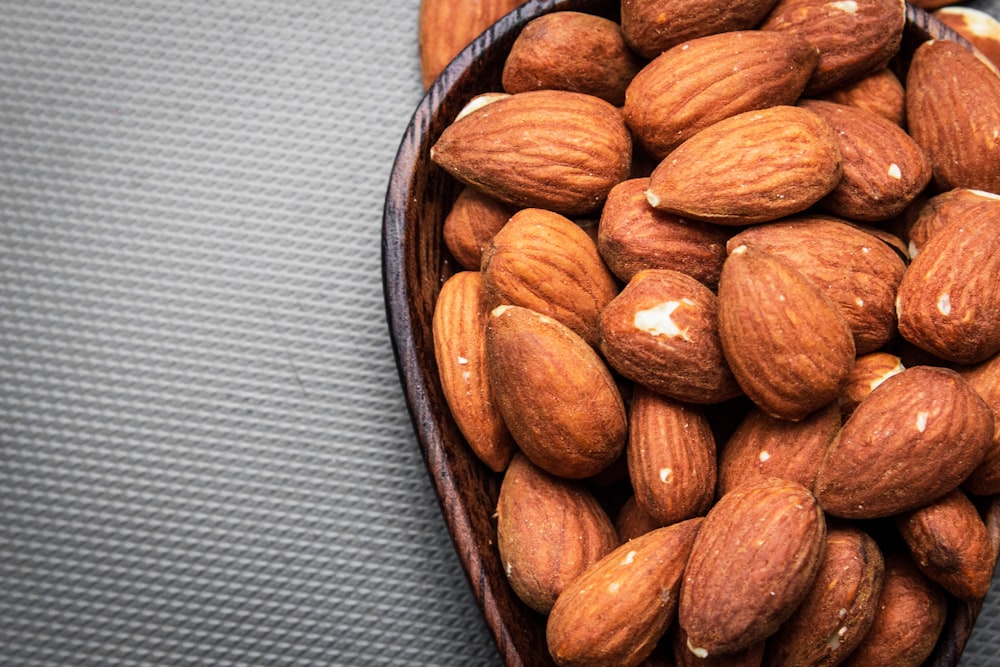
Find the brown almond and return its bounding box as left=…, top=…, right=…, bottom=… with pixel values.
left=547, top=519, right=703, bottom=667
left=502, top=11, right=643, bottom=106
left=819, top=66, right=905, bottom=126
left=838, top=351, right=905, bottom=419
left=442, top=187, right=516, bottom=270
left=599, top=269, right=741, bottom=404
left=431, top=90, right=632, bottom=215
left=616, top=494, right=661, bottom=543
left=717, top=245, right=856, bottom=421
left=623, top=30, right=819, bottom=159
left=433, top=271, right=516, bottom=472
left=933, top=6, right=1000, bottom=70
left=679, top=478, right=826, bottom=657
left=497, top=453, right=619, bottom=614
left=646, top=106, right=843, bottom=226
left=672, top=627, right=764, bottom=667
left=486, top=305, right=627, bottom=479
left=961, top=352, right=1000, bottom=496
left=814, top=366, right=995, bottom=518
left=904, top=187, right=1000, bottom=260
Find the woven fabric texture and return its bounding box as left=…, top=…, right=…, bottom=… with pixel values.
left=1, top=1, right=999, bottom=666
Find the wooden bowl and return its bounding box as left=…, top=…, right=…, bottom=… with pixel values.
left=382, top=2, right=1000, bottom=665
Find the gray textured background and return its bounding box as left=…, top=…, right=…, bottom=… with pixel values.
left=0, top=1, right=998, bottom=665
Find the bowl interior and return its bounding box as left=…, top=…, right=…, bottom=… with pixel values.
left=382, top=3, right=1000, bottom=666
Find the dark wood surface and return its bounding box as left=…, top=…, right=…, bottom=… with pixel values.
left=382, top=3, right=999, bottom=666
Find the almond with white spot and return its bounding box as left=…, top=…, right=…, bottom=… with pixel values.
left=933, top=6, right=1000, bottom=70
left=814, top=366, right=995, bottom=519
left=628, top=385, right=717, bottom=526
left=546, top=519, right=703, bottom=667
left=599, top=269, right=741, bottom=404
left=671, top=626, right=765, bottom=667
left=838, top=351, right=905, bottom=419
left=497, top=453, right=620, bottom=615
left=904, top=187, right=1000, bottom=260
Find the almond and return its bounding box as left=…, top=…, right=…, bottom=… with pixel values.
left=839, top=553, right=948, bottom=667
left=760, top=0, right=906, bottom=95
left=838, top=351, right=905, bottom=419
left=599, top=269, right=742, bottom=404
left=814, top=366, right=995, bottom=518
left=442, top=187, right=516, bottom=270
left=906, top=38, right=1000, bottom=194
left=497, top=453, right=619, bottom=614
left=628, top=385, right=717, bottom=526
left=819, top=66, right=905, bottom=126
left=546, top=519, right=703, bottom=667
left=895, top=488, right=995, bottom=600
left=717, top=402, right=840, bottom=497
left=763, top=526, right=885, bottom=667
left=933, top=6, right=1000, bottom=70
left=904, top=187, right=1000, bottom=260
left=620, top=0, right=781, bottom=59
left=961, top=352, right=1000, bottom=496
left=502, top=11, right=643, bottom=106
left=717, top=245, right=856, bottom=421
left=678, top=478, right=826, bottom=657
left=616, top=494, right=661, bottom=543
left=896, top=210, right=1000, bottom=365
left=481, top=208, right=619, bottom=348
left=433, top=271, right=516, bottom=472
left=623, top=30, right=819, bottom=159
left=646, top=106, right=843, bottom=226
left=798, top=99, right=932, bottom=222
left=597, top=178, right=730, bottom=288
left=431, top=90, right=633, bottom=216
left=671, top=627, right=764, bottom=667
left=486, top=305, right=627, bottom=479
left=728, top=215, right=906, bottom=355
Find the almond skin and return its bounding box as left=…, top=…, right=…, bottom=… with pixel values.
left=760, top=0, right=906, bottom=95
left=798, top=99, right=932, bottom=222
left=678, top=478, right=826, bottom=657
left=814, top=366, right=995, bottom=519
left=481, top=208, right=619, bottom=349
left=599, top=269, right=742, bottom=404
left=717, top=245, right=856, bottom=421
left=717, top=402, right=840, bottom=497
left=646, top=106, right=843, bottom=226
left=728, top=215, right=906, bottom=355
left=905, top=188, right=1000, bottom=260
left=616, top=494, right=661, bottom=543
left=486, top=305, right=627, bottom=479
left=620, top=0, right=781, bottom=59
left=895, top=488, right=995, bottom=600
left=764, top=526, right=885, bottom=667
left=628, top=385, right=717, bottom=526
left=819, top=66, right=905, bottom=126
left=442, top=187, right=516, bottom=270
left=431, top=90, right=633, bottom=216
left=432, top=271, right=515, bottom=472
left=838, top=351, right=905, bottom=419
left=671, top=628, right=764, bottom=667
left=546, top=519, right=703, bottom=667
left=623, top=30, right=819, bottom=159
left=896, top=211, right=1000, bottom=365
left=906, top=38, right=1000, bottom=194
left=497, top=453, right=619, bottom=614
left=502, top=11, right=643, bottom=106
left=839, top=553, right=948, bottom=667
left=961, top=352, right=1000, bottom=496
left=597, top=178, right=730, bottom=288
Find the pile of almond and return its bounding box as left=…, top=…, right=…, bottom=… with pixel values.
left=425, top=1, right=1000, bottom=665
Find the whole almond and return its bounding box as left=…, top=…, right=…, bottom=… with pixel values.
left=717, top=245, right=856, bottom=421
left=616, top=494, right=661, bottom=543
left=934, top=6, right=1000, bottom=69
left=433, top=271, right=516, bottom=472
left=839, top=553, right=948, bottom=667
left=764, top=526, right=885, bottom=667
left=598, top=178, right=730, bottom=288
left=728, top=215, right=906, bottom=355
left=717, top=402, right=840, bottom=497
left=442, top=187, right=516, bottom=270
left=838, top=351, right=905, bottom=419
left=671, top=627, right=764, bottom=667
left=486, top=305, right=627, bottom=479
left=431, top=90, right=632, bottom=216
left=896, top=211, right=1000, bottom=365
left=895, top=488, right=995, bottom=600
left=906, top=38, right=1000, bottom=194
left=620, top=0, right=781, bottom=59
left=546, top=519, right=703, bottom=667
left=679, top=478, right=826, bottom=657
left=497, top=453, right=619, bottom=614
left=646, top=106, right=843, bottom=226
left=961, top=352, right=1000, bottom=496
left=481, top=208, right=619, bottom=348
left=628, top=386, right=717, bottom=526
left=819, top=66, right=905, bottom=126
left=760, top=0, right=906, bottom=95
left=814, top=366, right=995, bottom=518
left=798, top=99, right=931, bottom=222
left=502, top=11, right=643, bottom=106
left=599, top=269, right=742, bottom=404
left=905, top=188, right=1000, bottom=260
left=623, top=30, right=819, bottom=159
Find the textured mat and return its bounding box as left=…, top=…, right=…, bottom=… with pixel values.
left=0, top=1, right=998, bottom=666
